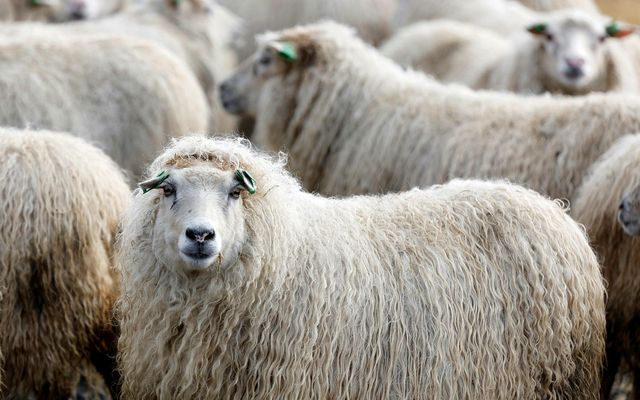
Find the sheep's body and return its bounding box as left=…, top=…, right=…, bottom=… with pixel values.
left=381, top=18, right=639, bottom=95
left=572, top=134, right=640, bottom=399
left=0, top=0, right=239, bottom=132
left=393, top=0, right=540, bottom=33
left=117, top=136, right=605, bottom=399
left=514, top=0, right=599, bottom=12
left=0, top=33, right=207, bottom=178
left=233, top=22, right=640, bottom=201
left=0, top=129, right=130, bottom=398
left=218, top=0, right=396, bottom=60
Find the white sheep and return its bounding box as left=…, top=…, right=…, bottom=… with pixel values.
left=571, top=134, right=640, bottom=399
left=381, top=10, right=638, bottom=95
left=0, top=0, right=241, bottom=132
left=219, top=21, right=640, bottom=201
left=392, top=0, right=541, bottom=34
left=217, top=0, right=396, bottom=60
left=0, top=128, right=130, bottom=399
left=0, top=33, right=208, bottom=178
left=2, top=0, right=124, bottom=21
left=513, top=0, right=599, bottom=12
left=117, top=135, right=605, bottom=399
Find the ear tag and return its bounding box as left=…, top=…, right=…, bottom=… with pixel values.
left=274, top=42, right=298, bottom=61
left=142, top=170, right=170, bottom=194
left=606, top=21, right=621, bottom=37
left=527, top=23, right=547, bottom=35
left=235, top=169, right=257, bottom=195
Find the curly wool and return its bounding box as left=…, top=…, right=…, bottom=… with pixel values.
left=0, top=129, right=130, bottom=398
left=0, top=32, right=207, bottom=178
left=381, top=15, right=639, bottom=95
left=572, top=134, right=640, bottom=398
left=250, top=21, right=640, bottom=200
left=117, top=136, right=605, bottom=399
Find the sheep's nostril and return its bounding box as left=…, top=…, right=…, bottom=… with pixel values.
left=186, top=227, right=216, bottom=243
left=619, top=200, right=627, bottom=211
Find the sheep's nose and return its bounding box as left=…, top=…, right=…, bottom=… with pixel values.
left=219, top=81, right=232, bottom=95
left=565, top=57, right=585, bottom=69
left=619, top=199, right=629, bottom=211
left=69, top=0, right=86, bottom=18
left=185, top=226, right=216, bottom=243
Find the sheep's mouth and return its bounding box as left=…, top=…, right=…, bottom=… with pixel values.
left=179, top=247, right=218, bottom=269
left=181, top=249, right=215, bottom=260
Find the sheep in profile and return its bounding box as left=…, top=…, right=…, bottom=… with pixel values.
left=217, top=0, right=396, bottom=60
left=117, top=135, right=605, bottom=399
left=572, top=134, right=640, bottom=399
left=514, top=0, right=599, bottom=12
left=381, top=10, right=638, bottom=95
left=0, top=33, right=207, bottom=178
left=0, top=128, right=130, bottom=399
left=219, top=21, right=640, bottom=200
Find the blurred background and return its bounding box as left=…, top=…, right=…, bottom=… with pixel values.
left=597, top=0, right=640, bottom=23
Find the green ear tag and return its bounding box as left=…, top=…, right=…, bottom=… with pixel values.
left=235, top=169, right=257, bottom=195
left=527, top=23, right=547, bottom=35
left=277, top=43, right=298, bottom=62
left=142, top=170, right=170, bottom=194
left=606, top=21, right=621, bottom=37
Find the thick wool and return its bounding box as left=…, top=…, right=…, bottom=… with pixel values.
left=0, top=129, right=130, bottom=398
left=515, top=0, right=599, bottom=12
left=244, top=22, right=640, bottom=200
left=0, top=33, right=207, bottom=178
left=117, top=136, right=605, bottom=399
left=8, top=0, right=241, bottom=132
left=392, top=0, right=541, bottom=34
left=218, top=0, right=396, bottom=60
left=381, top=17, right=639, bottom=95
left=572, top=134, right=640, bottom=399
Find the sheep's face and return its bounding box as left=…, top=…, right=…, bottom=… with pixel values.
left=618, top=188, right=640, bottom=236
left=140, top=165, right=250, bottom=272
left=219, top=42, right=298, bottom=117
left=528, top=15, right=634, bottom=91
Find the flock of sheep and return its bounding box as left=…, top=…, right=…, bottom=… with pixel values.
left=0, top=0, right=639, bottom=398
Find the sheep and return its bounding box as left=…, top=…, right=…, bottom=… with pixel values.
left=217, top=0, right=396, bottom=61
left=572, top=134, right=640, bottom=399
left=219, top=21, right=640, bottom=201
left=0, top=0, right=240, bottom=133
left=513, top=0, right=599, bottom=12
left=392, top=0, right=542, bottom=34
left=1, top=0, right=124, bottom=21
left=0, top=128, right=130, bottom=399
left=117, top=135, right=605, bottom=399
left=0, top=33, right=208, bottom=178
left=381, top=11, right=638, bottom=95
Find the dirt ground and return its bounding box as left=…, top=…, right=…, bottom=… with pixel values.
left=597, top=0, right=640, bottom=24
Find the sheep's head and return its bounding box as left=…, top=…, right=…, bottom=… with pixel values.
left=618, top=186, right=640, bottom=236
left=527, top=11, right=635, bottom=92
left=139, top=164, right=255, bottom=272
left=219, top=36, right=315, bottom=117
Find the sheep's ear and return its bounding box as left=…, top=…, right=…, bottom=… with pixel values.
left=269, top=41, right=298, bottom=62
left=139, top=171, right=170, bottom=194
left=235, top=169, right=257, bottom=195
left=606, top=21, right=635, bottom=38
left=527, top=23, right=548, bottom=36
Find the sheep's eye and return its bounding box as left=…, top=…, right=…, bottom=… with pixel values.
left=258, top=54, right=271, bottom=66
left=229, top=188, right=242, bottom=200
left=163, top=185, right=175, bottom=197
left=598, top=35, right=606, bottom=43
left=545, top=33, right=554, bottom=41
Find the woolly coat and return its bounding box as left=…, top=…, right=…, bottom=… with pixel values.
left=0, top=129, right=130, bottom=398
left=117, top=136, right=605, bottom=399
left=247, top=22, right=640, bottom=202
left=0, top=33, right=207, bottom=178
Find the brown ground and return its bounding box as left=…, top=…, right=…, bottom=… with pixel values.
left=597, top=0, right=640, bottom=24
